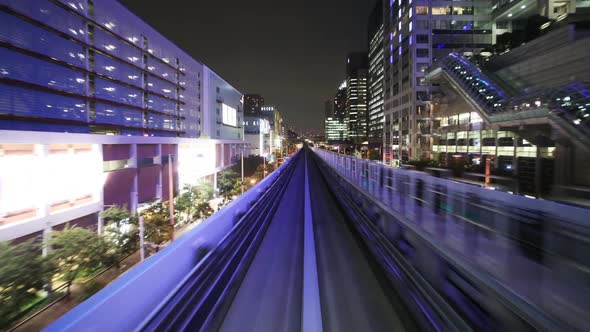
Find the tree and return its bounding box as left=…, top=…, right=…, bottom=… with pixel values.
left=176, top=181, right=216, bottom=224
left=196, top=181, right=214, bottom=201
left=141, top=202, right=173, bottom=250
left=0, top=239, right=49, bottom=327
left=102, top=206, right=139, bottom=256
left=175, top=184, right=199, bottom=224
left=49, top=226, right=114, bottom=294
left=195, top=201, right=214, bottom=220
left=218, top=169, right=241, bottom=200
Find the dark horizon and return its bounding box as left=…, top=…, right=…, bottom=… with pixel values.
left=119, top=0, right=378, bottom=131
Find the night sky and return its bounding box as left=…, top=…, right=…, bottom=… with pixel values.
left=120, top=0, right=378, bottom=130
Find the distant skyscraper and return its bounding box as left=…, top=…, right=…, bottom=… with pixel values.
left=335, top=81, right=347, bottom=122
left=325, top=97, right=346, bottom=143
left=345, top=53, right=369, bottom=145
left=368, top=2, right=385, bottom=148
left=244, top=94, right=264, bottom=116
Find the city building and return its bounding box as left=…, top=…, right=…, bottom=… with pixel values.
left=334, top=81, right=348, bottom=141
left=202, top=68, right=243, bottom=142
left=260, top=105, right=283, bottom=160
left=380, top=0, right=589, bottom=195
left=383, top=0, right=493, bottom=163
left=324, top=99, right=346, bottom=143
left=243, top=116, right=270, bottom=157
left=368, top=2, right=385, bottom=149
left=345, top=53, right=369, bottom=145
left=0, top=0, right=244, bottom=242
left=243, top=94, right=264, bottom=117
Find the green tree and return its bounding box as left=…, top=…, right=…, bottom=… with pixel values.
left=0, top=239, right=49, bottom=327
left=175, top=184, right=199, bottom=224
left=49, top=226, right=114, bottom=294
left=196, top=181, right=214, bottom=201
left=195, top=201, right=214, bottom=220
left=176, top=181, right=216, bottom=224
left=218, top=169, right=241, bottom=200
left=102, top=206, right=139, bottom=256
left=141, top=202, right=173, bottom=250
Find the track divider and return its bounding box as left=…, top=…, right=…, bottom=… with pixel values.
left=302, top=151, right=323, bottom=332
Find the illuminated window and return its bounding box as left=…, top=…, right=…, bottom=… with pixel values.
left=416, top=6, right=429, bottom=15
left=452, top=6, right=473, bottom=15
left=222, top=104, right=237, bottom=126
left=432, top=6, right=451, bottom=15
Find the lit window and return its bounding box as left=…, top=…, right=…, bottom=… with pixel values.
left=416, top=6, right=428, bottom=15
left=432, top=6, right=451, bottom=15
left=222, top=104, right=237, bottom=126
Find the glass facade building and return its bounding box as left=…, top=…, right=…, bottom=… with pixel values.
left=368, top=2, right=385, bottom=146
left=345, top=53, right=369, bottom=145
left=0, top=0, right=244, bottom=242
left=0, top=0, right=242, bottom=138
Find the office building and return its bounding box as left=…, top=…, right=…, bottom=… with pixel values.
left=325, top=99, right=345, bottom=143
left=0, top=0, right=244, bottom=242
left=335, top=81, right=348, bottom=140
left=243, top=116, right=270, bottom=157
left=243, top=94, right=264, bottom=117
left=345, top=53, right=369, bottom=145
left=368, top=2, right=385, bottom=148
left=391, top=0, right=590, bottom=196
left=260, top=105, right=283, bottom=160
left=383, top=0, right=493, bottom=163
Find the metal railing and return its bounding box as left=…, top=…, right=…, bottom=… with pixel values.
left=313, top=148, right=590, bottom=331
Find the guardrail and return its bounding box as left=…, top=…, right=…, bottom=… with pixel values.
left=45, top=151, right=301, bottom=332
left=138, top=153, right=300, bottom=330
left=313, top=148, right=590, bottom=331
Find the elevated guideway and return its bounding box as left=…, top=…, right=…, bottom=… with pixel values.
left=45, top=148, right=590, bottom=331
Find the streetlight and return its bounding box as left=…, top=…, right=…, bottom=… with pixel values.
left=168, top=154, right=175, bottom=242
left=241, top=122, right=245, bottom=195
